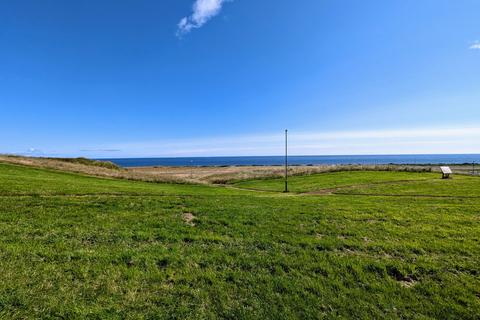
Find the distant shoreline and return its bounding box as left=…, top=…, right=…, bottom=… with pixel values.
left=98, top=154, right=480, bottom=168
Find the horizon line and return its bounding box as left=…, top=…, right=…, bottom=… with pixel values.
left=92, top=153, right=480, bottom=160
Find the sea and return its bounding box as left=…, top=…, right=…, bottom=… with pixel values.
left=101, top=154, right=480, bottom=168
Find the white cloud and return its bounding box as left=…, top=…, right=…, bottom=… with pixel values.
left=9, top=127, right=480, bottom=158
left=177, top=0, right=228, bottom=36
left=81, top=126, right=480, bottom=158
left=25, top=148, right=44, bottom=155
left=469, top=41, right=480, bottom=50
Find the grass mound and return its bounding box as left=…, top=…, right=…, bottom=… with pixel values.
left=208, top=164, right=433, bottom=185
left=0, top=155, right=189, bottom=184
left=47, top=156, right=121, bottom=169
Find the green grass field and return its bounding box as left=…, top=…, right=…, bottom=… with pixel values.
left=0, top=162, right=479, bottom=319
left=233, top=171, right=437, bottom=193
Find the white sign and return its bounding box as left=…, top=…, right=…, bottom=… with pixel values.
left=440, top=166, right=452, bottom=174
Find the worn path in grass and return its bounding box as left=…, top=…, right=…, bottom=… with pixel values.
left=0, top=162, right=479, bottom=319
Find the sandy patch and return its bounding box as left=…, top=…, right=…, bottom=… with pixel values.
left=182, top=213, right=196, bottom=226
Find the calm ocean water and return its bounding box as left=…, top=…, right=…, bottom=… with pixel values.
left=101, top=154, right=480, bottom=168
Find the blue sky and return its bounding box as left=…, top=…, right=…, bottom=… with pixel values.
left=1, top=0, right=480, bottom=158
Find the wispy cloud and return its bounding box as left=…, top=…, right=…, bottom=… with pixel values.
left=79, top=149, right=121, bottom=153
left=177, top=0, right=228, bottom=36
left=25, top=148, right=44, bottom=155
left=7, top=127, right=479, bottom=158
left=93, top=126, right=480, bottom=158
left=469, top=41, right=480, bottom=50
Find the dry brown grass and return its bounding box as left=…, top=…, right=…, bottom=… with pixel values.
left=0, top=155, right=187, bottom=184
left=3, top=154, right=473, bottom=185
left=197, top=164, right=434, bottom=184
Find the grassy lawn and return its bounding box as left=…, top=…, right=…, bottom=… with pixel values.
left=0, top=163, right=255, bottom=196
left=233, top=171, right=438, bottom=193
left=0, top=163, right=479, bottom=319
left=338, top=174, right=480, bottom=197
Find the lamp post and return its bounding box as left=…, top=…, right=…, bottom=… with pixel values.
left=284, top=129, right=288, bottom=193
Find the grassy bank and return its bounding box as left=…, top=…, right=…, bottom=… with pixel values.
left=0, top=155, right=439, bottom=185
left=0, top=162, right=479, bottom=319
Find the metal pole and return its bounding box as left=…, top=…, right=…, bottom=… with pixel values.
left=284, top=129, right=288, bottom=193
